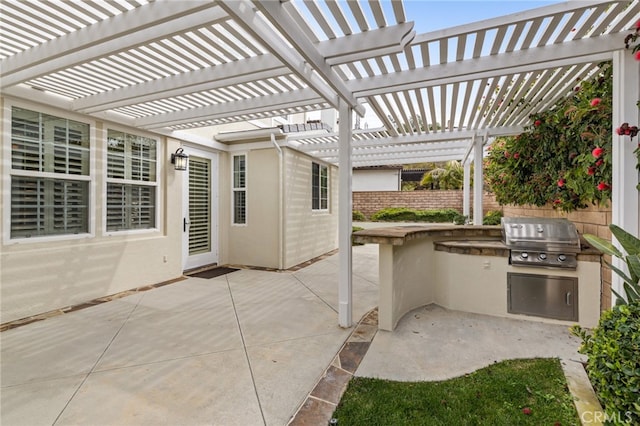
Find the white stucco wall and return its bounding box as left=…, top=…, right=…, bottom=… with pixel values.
left=433, top=252, right=600, bottom=328
left=226, top=148, right=280, bottom=268
left=376, top=234, right=601, bottom=331
left=1, top=97, right=186, bottom=323
left=353, top=169, right=400, bottom=191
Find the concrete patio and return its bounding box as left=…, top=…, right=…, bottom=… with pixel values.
left=1, top=243, right=588, bottom=426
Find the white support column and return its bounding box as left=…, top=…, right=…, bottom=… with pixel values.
left=338, top=100, right=353, bottom=328
left=473, top=135, right=484, bottom=225
left=463, top=160, right=471, bottom=220
left=611, top=50, right=640, bottom=304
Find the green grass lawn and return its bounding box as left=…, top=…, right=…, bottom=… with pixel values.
left=332, top=358, right=579, bottom=426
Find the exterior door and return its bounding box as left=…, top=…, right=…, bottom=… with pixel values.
left=182, top=149, right=218, bottom=270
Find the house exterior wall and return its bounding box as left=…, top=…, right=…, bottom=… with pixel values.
left=353, top=169, right=400, bottom=191
left=0, top=97, right=186, bottom=323
left=282, top=148, right=338, bottom=269
left=226, top=148, right=280, bottom=268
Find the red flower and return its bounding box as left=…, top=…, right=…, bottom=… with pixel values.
left=522, top=407, right=532, bottom=415
left=596, top=159, right=603, bottom=167
left=616, top=127, right=623, bottom=135
left=636, top=19, right=640, bottom=30
left=587, top=166, right=595, bottom=175
left=636, top=51, right=640, bottom=61
left=513, top=152, right=520, bottom=159
left=597, top=182, right=610, bottom=191
left=504, top=151, right=510, bottom=158
left=590, top=98, right=601, bottom=107
left=553, top=199, right=562, bottom=205
left=534, top=120, right=542, bottom=126
left=557, top=178, right=565, bottom=187
left=592, top=147, right=604, bottom=158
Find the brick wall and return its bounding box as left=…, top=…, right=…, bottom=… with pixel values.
left=503, top=203, right=612, bottom=310
left=353, top=190, right=502, bottom=218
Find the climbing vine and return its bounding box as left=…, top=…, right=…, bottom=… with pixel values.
left=485, top=62, right=613, bottom=212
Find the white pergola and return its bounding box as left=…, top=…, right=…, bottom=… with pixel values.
left=2, top=0, right=639, bottom=326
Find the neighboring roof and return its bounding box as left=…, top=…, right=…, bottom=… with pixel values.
left=1, top=0, right=638, bottom=166
left=354, top=165, right=403, bottom=170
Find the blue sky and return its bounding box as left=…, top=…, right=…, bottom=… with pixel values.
left=403, top=1, right=564, bottom=32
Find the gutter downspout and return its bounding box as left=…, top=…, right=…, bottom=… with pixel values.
left=271, top=133, right=285, bottom=270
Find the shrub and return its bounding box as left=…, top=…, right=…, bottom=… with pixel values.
left=352, top=226, right=364, bottom=246
left=352, top=210, right=366, bottom=221
left=452, top=212, right=467, bottom=225
left=571, top=302, right=640, bottom=424
left=370, top=207, right=460, bottom=223
left=483, top=210, right=503, bottom=225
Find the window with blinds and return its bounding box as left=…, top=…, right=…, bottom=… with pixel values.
left=232, top=154, right=246, bottom=225
left=10, top=107, right=90, bottom=239
left=106, top=130, right=157, bottom=231
left=312, top=162, right=328, bottom=211
left=188, top=157, right=211, bottom=255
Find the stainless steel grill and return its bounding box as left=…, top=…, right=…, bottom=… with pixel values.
left=501, top=217, right=581, bottom=270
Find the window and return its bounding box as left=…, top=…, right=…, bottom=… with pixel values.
left=312, top=162, right=328, bottom=211
left=10, top=107, right=90, bottom=239
left=232, top=154, right=246, bottom=224
left=106, top=130, right=157, bottom=231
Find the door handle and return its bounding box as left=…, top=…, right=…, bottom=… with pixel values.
left=184, top=217, right=190, bottom=232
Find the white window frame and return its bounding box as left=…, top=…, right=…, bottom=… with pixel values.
left=312, top=161, right=329, bottom=212
left=232, top=153, right=247, bottom=226
left=103, top=126, right=160, bottom=235
left=3, top=100, right=96, bottom=244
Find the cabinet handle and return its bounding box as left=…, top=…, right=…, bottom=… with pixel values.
left=566, top=292, right=572, bottom=306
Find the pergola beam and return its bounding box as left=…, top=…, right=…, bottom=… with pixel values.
left=136, top=88, right=324, bottom=129
left=74, top=55, right=288, bottom=113
left=349, top=154, right=466, bottom=168
left=349, top=35, right=618, bottom=97
left=413, top=1, right=616, bottom=44
left=317, top=22, right=415, bottom=65
left=250, top=0, right=366, bottom=117
left=298, top=140, right=471, bottom=155
left=218, top=0, right=364, bottom=117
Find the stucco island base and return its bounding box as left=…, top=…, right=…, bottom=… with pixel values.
left=353, top=225, right=602, bottom=331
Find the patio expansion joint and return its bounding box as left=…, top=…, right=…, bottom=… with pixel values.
left=288, top=308, right=378, bottom=426
left=225, top=274, right=268, bottom=426
left=51, top=295, right=143, bottom=426
left=290, top=274, right=338, bottom=315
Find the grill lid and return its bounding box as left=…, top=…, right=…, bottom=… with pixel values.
left=501, top=217, right=580, bottom=253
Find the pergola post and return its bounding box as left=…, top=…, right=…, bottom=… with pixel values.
left=338, top=100, right=353, bottom=328
left=611, top=49, right=640, bottom=305
left=463, top=160, right=471, bottom=220
left=473, top=134, right=484, bottom=225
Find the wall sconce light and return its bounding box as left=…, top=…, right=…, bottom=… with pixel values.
left=171, top=147, right=188, bottom=171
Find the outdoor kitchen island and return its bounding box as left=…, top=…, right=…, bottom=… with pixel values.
left=352, top=224, right=602, bottom=331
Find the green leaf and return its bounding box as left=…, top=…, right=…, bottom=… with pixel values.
left=610, top=224, right=640, bottom=256
left=622, top=282, right=639, bottom=302
left=627, top=254, right=640, bottom=282
left=584, top=233, right=623, bottom=258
